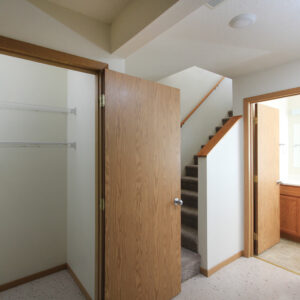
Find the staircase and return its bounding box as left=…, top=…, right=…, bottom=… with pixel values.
left=180, top=110, right=233, bottom=280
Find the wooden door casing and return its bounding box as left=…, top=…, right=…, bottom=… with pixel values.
left=255, top=104, right=280, bottom=254
left=104, top=70, right=181, bottom=300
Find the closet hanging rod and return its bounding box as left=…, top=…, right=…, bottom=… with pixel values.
left=0, top=101, right=76, bottom=114
left=0, top=141, right=76, bottom=149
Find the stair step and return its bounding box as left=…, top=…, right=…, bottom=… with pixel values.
left=201, top=145, right=205, bottom=149
left=209, top=135, right=214, bottom=140
left=228, top=110, right=233, bottom=117
left=193, top=155, right=198, bottom=165
left=181, top=248, right=201, bottom=282
left=222, top=118, right=230, bottom=125
left=181, top=176, right=198, bottom=192
left=181, top=206, right=197, bottom=229
left=181, top=224, right=197, bottom=252
left=216, top=126, right=222, bottom=133
left=181, top=189, right=198, bottom=208
left=185, top=165, right=198, bottom=177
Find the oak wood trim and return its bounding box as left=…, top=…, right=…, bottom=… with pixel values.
left=67, top=264, right=92, bottom=300
left=243, top=100, right=254, bottom=257
left=200, top=251, right=243, bottom=277
left=244, top=86, right=300, bottom=259
left=244, top=87, right=300, bottom=103
left=197, top=115, right=242, bottom=157
left=180, top=77, right=224, bottom=127
left=0, top=264, right=67, bottom=292
left=0, top=35, right=108, bottom=73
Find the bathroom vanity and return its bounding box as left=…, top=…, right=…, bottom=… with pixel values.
left=280, top=184, right=300, bottom=242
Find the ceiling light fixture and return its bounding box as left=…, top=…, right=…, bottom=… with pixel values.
left=229, top=13, right=256, bottom=29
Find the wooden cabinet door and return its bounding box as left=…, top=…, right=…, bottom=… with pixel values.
left=104, top=70, right=181, bottom=300
left=255, top=104, right=280, bottom=254
left=280, top=195, right=298, bottom=236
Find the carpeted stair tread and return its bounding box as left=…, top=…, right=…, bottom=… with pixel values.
left=181, top=224, right=198, bottom=252
left=185, top=165, right=198, bottom=177
left=181, top=176, right=198, bottom=192
left=181, top=176, right=198, bottom=182
left=181, top=189, right=198, bottom=197
left=181, top=205, right=198, bottom=217
left=181, top=206, right=198, bottom=229
left=181, top=247, right=201, bottom=282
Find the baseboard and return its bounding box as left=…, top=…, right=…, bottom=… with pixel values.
left=66, top=264, right=92, bottom=300
left=200, top=251, right=243, bottom=277
left=281, top=231, right=300, bottom=243
left=0, top=264, right=67, bottom=292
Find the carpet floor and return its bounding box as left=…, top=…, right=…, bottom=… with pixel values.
left=173, top=257, right=300, bottom=300
left=0, top=270, right=85, bottom=300
left=1, top=256, right=299, bottom=299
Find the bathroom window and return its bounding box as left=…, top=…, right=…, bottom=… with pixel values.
left=293, top=123, right=300, bottom=168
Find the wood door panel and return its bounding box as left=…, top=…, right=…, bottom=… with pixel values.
left=256, top=104, right=280, bottom=254
left=104, top=70, right=181, bottom=300
left=280, top=195, right=298, bottom=233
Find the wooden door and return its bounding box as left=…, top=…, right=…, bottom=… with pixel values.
left=255, top=103, right=280, bottom=254
left=104, top=70, right=181, bottom=300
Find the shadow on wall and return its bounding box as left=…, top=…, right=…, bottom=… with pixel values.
left=28, top=0, right=110, bottom=52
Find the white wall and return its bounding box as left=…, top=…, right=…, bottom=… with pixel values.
left=0, top=0, right=125, bottom=72
left=0, top=54, right=67, bottom=284
left=198, top=120, right=243, bottom=270
left=233, top=60, right=300, bottom=116
left=67, top=70, right=96, bottom=299
left=158, top=66, right=232, bottom=174
left=287, top=96, right=300, bottom=182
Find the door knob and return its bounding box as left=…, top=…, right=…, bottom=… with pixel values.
left=174, top=198, right=183, bottom=206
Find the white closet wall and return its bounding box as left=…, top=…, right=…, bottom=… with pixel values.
left=0, top=55, right=68, bottom=284
left=67, top=70, right=96, bottom=299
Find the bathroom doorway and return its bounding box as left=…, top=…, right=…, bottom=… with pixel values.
left=244, top=89, right=300, bottom=275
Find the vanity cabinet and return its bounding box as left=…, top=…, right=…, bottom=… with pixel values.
left=280, top=184, right=300, bottom=242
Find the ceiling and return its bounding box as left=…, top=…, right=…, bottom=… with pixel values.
left=47, top=0, right=132, bottom=23
left=126, top=0, right=300, bottom=80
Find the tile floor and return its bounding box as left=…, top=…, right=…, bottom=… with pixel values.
left=257, top=238, right=300, bottom=274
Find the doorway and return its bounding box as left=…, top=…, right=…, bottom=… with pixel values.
left=244, top=89, right=300, bottom=275
left=0, top=36, right=106, bottom=300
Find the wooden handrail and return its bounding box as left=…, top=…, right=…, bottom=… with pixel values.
left=180, top=76, right=225, bottom=127
left=198, top=115, right=242, bottom=157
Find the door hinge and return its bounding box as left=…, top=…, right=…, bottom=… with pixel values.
left=254, top=175, right=258, bottom=183
left=253, top=117, right=258, bottom=125
left=99, top=94, right=105, bottom=107
left=253, top=232, right=258, bottom=240
left=100, top=197, right=105, bottom=211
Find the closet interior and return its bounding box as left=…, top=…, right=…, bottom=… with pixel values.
left=0, top=53, right=97, bottom=299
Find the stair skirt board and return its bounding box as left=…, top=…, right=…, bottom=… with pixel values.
left=200, top=251, right=243, bottom=277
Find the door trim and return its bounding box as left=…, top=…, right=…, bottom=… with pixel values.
left=243, top=87, right=300, bottom=257
left=0, top=35, right=107, bottom=300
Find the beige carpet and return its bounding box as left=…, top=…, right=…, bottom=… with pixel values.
left=174, top=257, right=300, bottom=300
left=257, top=239, right=300, bottom=274
left=0, top=270, right=85, bottom=300
left=1, top=256, right=299, bottom=300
